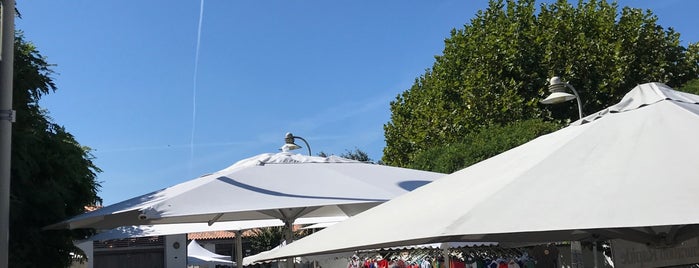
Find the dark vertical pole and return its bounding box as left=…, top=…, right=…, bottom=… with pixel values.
left=0, top=0, right=15, bottom=266
left=236, top=230, right=244, bottom=268
left=285, top=220, right=294, bottom=268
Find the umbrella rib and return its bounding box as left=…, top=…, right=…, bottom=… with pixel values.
left=594, top=228, right=660, bottom=245
left=208, top=213, right=224, bottom=226
left=277, top=208, right=312, bottom=222
left=674, top=225, right=699, bottom=244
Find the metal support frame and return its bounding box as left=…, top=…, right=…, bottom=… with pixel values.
left=562, top=83, right=583, bottom=120
left=592, top=226, right=699, bottom=248
left=278, top=208, right=306, bottom=268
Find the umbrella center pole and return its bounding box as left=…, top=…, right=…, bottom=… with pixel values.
left=284, top=219, right=295, bottom=268
left=235, top=230, right=244, bottom=268
left=285, top=219, right=294, bottom=244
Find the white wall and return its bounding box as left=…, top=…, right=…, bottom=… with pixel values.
left=165, top=234, right=187, bottom=268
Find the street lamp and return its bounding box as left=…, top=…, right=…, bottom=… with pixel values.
left=281, top=132, right=311, bottom=156
left=541, top=76, right=583, bottom=119
left=542, top=77, right=591, bottom=266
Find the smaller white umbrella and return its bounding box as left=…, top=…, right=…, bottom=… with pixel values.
left=49, top=151, right=442, bottom=268
left=188, top=239, right=234, bottom=266
left=243, top=241, right=289, bottom=266
left=48, top=153, right=443, bottom=230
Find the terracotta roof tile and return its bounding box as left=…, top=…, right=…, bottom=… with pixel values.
left=188, top=229, right=257, bottom=240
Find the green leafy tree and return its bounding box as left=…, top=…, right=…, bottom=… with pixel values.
left=9, top=33, right=101, bottom=267
left=340, top=148, right=372, bottom=162
left=678, top=78, right=699, bottom=95
left=318, top=148, right=373, bottom=162
left=248, top=227, right=285, bottom=254
left=383, top=0, right=699, bottom=167
left=408, top=119, right=561, bottom=173
left=248, top=226, right=308, bottom=255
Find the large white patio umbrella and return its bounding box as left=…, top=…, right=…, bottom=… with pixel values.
left=254, top=82, right=699, bottom=260
left=48, top=153, right=442, bottom=230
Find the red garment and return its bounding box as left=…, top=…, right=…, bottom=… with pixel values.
left=450, top=259, right=465, bottom=268
left=498, top=262, right=508, bottom=268
left=396, top=260, right=407, bottom=268
left=378, top=259, right=389, bottom=268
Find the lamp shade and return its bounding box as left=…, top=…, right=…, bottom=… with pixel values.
left=280, top=143, right=302, bottom=152
left=540, top=91, right=577, bottom=104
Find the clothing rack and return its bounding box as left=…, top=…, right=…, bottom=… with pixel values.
left=350, top=245, right=535, bottom=268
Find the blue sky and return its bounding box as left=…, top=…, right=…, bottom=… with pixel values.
left=16, top=0, right=699, bottom=205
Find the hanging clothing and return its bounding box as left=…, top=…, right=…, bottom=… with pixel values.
left=378, top=259, right=390, bottom=268
left=420, top=259, right=432, bottom=268
left=348, top=258, right=361, bottom=268
left=530, top=244, right=558, bottom=268
left=488, top=260, right=499, bottom=268
left=507, top=259, right=521, bottom=268
left=396, top=259, right=407, bottom=268
left=450, top=259, right=466, bottom=268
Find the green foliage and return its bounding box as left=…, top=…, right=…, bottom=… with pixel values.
left=318, top=148, right=373, bottom=162
left=408, top=119, right=561, bottom=173
left=383, top=0, right=699, bottom=167
left=340, top=148, right=372, bottom=162
left=247, top=227, right=308, bottom=255
left=678, top=78, right=699, bottom=95
left=10, top=33, right=101, bottom=267
left=248, top=227, right=285, bottom=254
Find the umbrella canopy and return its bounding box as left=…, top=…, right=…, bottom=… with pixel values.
left=47, top=153, right=443, bottom=230
left=188, top=239, right=234, bottom=266
left=254, top=82, right=699, bottom=259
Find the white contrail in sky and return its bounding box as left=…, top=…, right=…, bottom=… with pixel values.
left=94, top=141, right=250, bottom=153
left=190, top=0, right=205, bottom=174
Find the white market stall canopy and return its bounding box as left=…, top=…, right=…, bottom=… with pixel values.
left=188, top=239, right=234, bottom=266
left=48, top=153, right=444, bottom=230
left=243, top=241, right=498, bottom=266
left=255, top=82, right=699, bottom=260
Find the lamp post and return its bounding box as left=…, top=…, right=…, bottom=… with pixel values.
left=541, top=77, right=592, bottom=267
left=280, top=132, right=312, bottom=268
left=282, top=132, right=311, bottom=156
left=541, top=76, right=583, bottom=119
left=0, top=0, right=15, bottom=267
